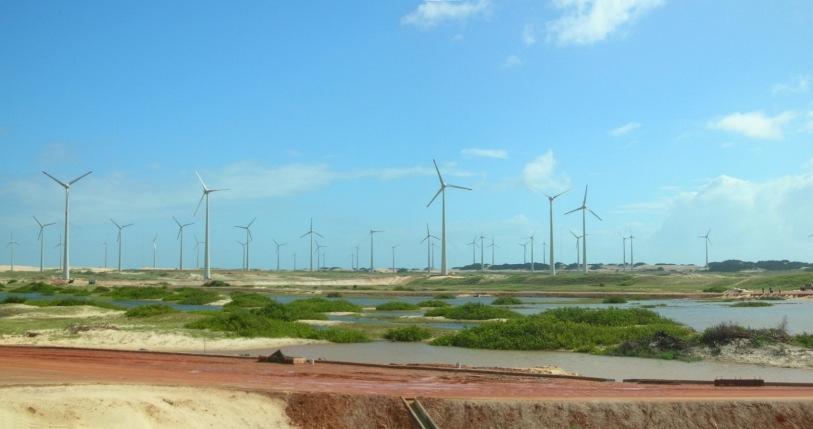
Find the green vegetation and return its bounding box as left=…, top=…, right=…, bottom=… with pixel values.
left=106, top=286, right=170, bottom=300
left=224, top=292, right=274, bottom=309
left=432, top=308, right=693, bottom=358
left=416, top=299, right=450, bottom=308
left=602, top=297, right=628, bottom=304
left=203, top=280, right=231, bottom=287
left=1, top=296, right=26, bottom=304
left=325, top=292, right=342, bottom=298
left=286, top=297, right=361, bottom=314
left=253, top=301, right=326, bottom=321
left=729, top=301, right=773, bottom=308
left=702, top=285, right=728, bottom=293
left=795, top=334, right=813, bottom=349
left=24, top=298, right=124, bottom=310
left=697, top=323, right=789, bottom=348
left=166, top=288, right=221, bottom=305
left=425, top=303, right=520, bottom=320
left=433, top=293, right=455, bottom=299
left=491, top=296, right=522, bottom=305
left=384, top=326, right=432, bottom=342
left=375, top=301, right=420, bottom=311
left=125, top=304, right=178, bottom=318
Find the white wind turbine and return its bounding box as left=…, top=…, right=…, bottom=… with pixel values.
left=529, top=233, right=535, bottom=272
left=237, top=241, right=247, bottom=270
left=488, top=237, right=497, bottom=267
left=565, top=185, right=602, bottom=273
left=544, top=190, right=568, bottom=276
left=369, top=229, right=383, bottom=272
left=234, top=218, right=256, bottom=271
left=622, top=236, right=628, bottom=271
left=315, top=242, right=327, bottom=270
left=519, top=242, right=528, bottom=265
left=273, top=239, right=286, bottom=271
left=151, top=234, right=159, bottom=269
left=173, top=217, right=194, bottom=271
left=467, top=236, right=478, bottom=266
left=55, top=234, right=62, bottom=268
left=300, top=218, right=323, bottom=272
left=110, top=219, right=133, bottom=272
left=479, top=234, right=486, bottom=271
left=193, top=234, right=202, bottom=269
left=570, top=230, right=582, bottom=268
left=427, top=159, right=471, bottom=275
left=42, top=170, right=92, bottom=281
left=102, top=241, right=108, bottom=269
left=627, top=233, right=635, bottom=270
left=420, top=224, right=439, bottom=273
left=6, top=233, right=19, bottom=272
left=700, top=230, right=711, bottom=268
left=33, top=216, right=56, bottom=272
left=391, top=245, right=397, bottom=273
left=194, top=172, right=228, bottom=280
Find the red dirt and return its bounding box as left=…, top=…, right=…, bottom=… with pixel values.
left=1, top=345, right=812, bottom=401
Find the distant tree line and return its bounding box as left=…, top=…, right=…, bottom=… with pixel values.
left=708, top=260, right=813, bottom=272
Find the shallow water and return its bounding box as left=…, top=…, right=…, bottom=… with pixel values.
left=277, top=341, right=813, bottom=383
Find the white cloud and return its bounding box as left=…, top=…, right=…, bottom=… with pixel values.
left=522, top=150, right=570, bottom=193
left=501, top=54, right=522, bottom=69
left=772, top=75, right=810, bottom=95
left=522, top=24, right=537, bottom=46
left=708, top=111, right=796, bottom=140
left=609, top=121, right=641, bottom=136
left=461, top=148, right=508, bottom=159
left=401, top=0, right=490, bottom=29
left=547, top=0, right=665, bottom=46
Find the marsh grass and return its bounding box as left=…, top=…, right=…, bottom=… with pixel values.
left=416, top=299, right=450, bottom=308
left=375, top=301, right=420, bottom=311
left=125, top=304, right=178, bottom=318
left=425, top=303, right=520, bottom=320
left=384, top=326, right=432, bottom=342
left=491, top=296, right=522, bottom=306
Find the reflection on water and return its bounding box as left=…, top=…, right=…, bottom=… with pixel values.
left=276, top=341, right=813, bottom=383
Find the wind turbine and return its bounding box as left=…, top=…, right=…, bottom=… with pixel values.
left=519, top=242, right=528, bottom=265
left=427, top=159, right=471, bottom=275
left=565, top=185, right=602, bottom=273
left=628, top=234, right=635, bottom=270
left=430, top=241, right=436, bottom=271
left=369, top=229, right=383, bottom=272
left=622, top=236, right=628, bottom=271
left=173, top=217, right=194, bottom=271
left=151, top=234, right=159, bottom=269
left=42, top=170, right=92, bottom=281
left=467, top=237, right=478, bottom=266
left=699, top=230, right=711, bottom=268
left=33, top=216, right=56, bottom=272
left=193, top=171, right=228, bottom=280
left=570, top=231, right=582, bottom=267
left=110, top=219, right=133, bottom=272
left=273, top=240, right=286, bottom=271
left=479, top=234, right=486, bottom=271
left=391, top=245, right=397, bottom=273
left=6, top=233, right=19, bottom=272
left=354, top=245, right=360, bottom=271
left=542, top=241, right=547, bottom=266
left=234, top=218, right=256, bottom=271
left=300, top=218, right=323, bottom=272
left=529, top=233, right=535, bottom=272
left=315, top=242, right=327, bottom=270
left=488, top=237, right=497, bottom=267
left=420, top=224, right=439, bottom=273
left=55, top=234, right=62, bottom=268
left=236, top=241, right=247, bottom=270
left=544, top=190, right=568, bottom=276
left=103, top=242, right=108, bottom=269
left=193, top=234, right=202, bottom=269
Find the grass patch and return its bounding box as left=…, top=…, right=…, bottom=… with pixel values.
left=224, top=292, right=274, bottom=309
left=416, top=299, right=450, bottom=308
left=11, top=282, right=63, bottom=295
left=286, top=297, right=361, bottom=313
left=106, top=286, right=171, bottom=300
left=433, top=293, right=455, bottom=299
left=425, top=303, right=520, bottom=320
left=1, top=296, right=26, bottom=304
left=375, top=301, right=420, bottom=311
left=203, top=280, right=231, bottom=287
left=697, top=322, right=789, bottom=348
left=602, top=297, right=628, bottom=304
left=702, top=286, right=728, bottom=293
left=24, top=298, right=124, bottom=311
left=164, top=288, right=221, bottom=305
left=253, top=302, right=326, bottom=321
left=795, top=333, right=813, bottom=348
left=384, top=326, right=432, bottom=342
left=491, top=296, right=522, bottom=306
left=125, top=304, right=178, bottom=318
left=729, top=301, right=772, bottom=308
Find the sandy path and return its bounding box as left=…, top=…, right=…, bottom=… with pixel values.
left=0, top=384, right=295, bottom=429
left=2, top=346, right=813, bottom=400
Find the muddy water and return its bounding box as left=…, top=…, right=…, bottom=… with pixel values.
left=277, top=341, right=813, bottom=383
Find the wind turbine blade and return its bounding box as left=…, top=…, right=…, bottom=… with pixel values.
left=314, top=231, right=324, bottom=238
left=582, top=185, right=588, bottom=206
left=707, top=229, right=711, bottom=237
left=68, top=171, right=92, bottom=185
left=195, top=171, right=209, bottom=191
left=184, top=223, right=194, bottom=227
left=42, top=171, right=68, bottom=188
left=33, top=216, right=42, bottom=228
left=37, top=229, right=42, bottom=240
left=570, top=231, right=579, bottom=238
left=707, top=238, right=712, bottom=246
left=588, top=209, right=602, bottom=221
left=248, top=218, right=256, bottom=228
left=426, top=187, right=443, bottom=207
left=564, top=207, right=582, bottom=215
left=273, top=239, right=279, bottom=246
left=299, top=231, right=309, bottom=239
left=173, top=216, right=182, bottom=227
left=123, top=223, right=134, bottom=228
left=193, top=192, right=205, bottom=216
left=45, top=222, right=56, bottom=227
left=209, top=188, right=229, bottom=192
left=177, top=229, right=182, bottom=240
left=432, top=159, right=445, bottom=186
left=553, top=188, right=570, bottom=199
left=111, top=219, right=120, bottom=228
left=248, top=229, right=253, bottom=241
left=447, top=184, right=472, bottom=191
left=420, top=236, right=428, bottom=244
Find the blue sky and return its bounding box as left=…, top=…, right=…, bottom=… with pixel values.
left=2, top=0, right=813, bottom=270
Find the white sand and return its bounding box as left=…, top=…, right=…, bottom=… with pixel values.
left=0, top=328, right=325, bottom=353
left=0, top=384, right=297, bottom=429
left=297, top=319, right=343, bottom=326
left=3, top=304, right=124, bottom=319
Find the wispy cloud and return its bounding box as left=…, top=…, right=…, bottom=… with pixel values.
left=522, top=24, right=537, bottom=46
left=708, top=111, right=796, bottom=140
left=401, top=0, right=490, bottom=29
left=546, top=0, right=665, bottom=46
left=609, top=121, right=641, bottom=136
left=522, top=150, right=570, bottom=193
left=461, top=148, right=508, bottom=159
left=501, top=54, right=522, bottom=69
left=772, top=75, right=809, bottom=95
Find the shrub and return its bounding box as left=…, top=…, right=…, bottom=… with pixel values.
left=125, top=304, right=178, bottom=318
left=417, top=299, right=450, bottom=308
left=325, top=292, right=342, bottom=298
left=376, top=301, right=420, bottom=311
left=610, top=331, right=691, bottom=360
left=491, top=297, right=522, bottom=306
left=433, top=293, right=455, bottom=299
left=795, top=334, right=813, bottom=348
left=286, top=298, right=361, bottom=313
left=425, top=303, right=520, bottom=320
left=698, top=323, right=789, bottom=347
left=12, top=282, right=61, bottom=295
left=92, top=286, right=111, bottom=293
left=1, top=296, right=26, bottom=304
left=107, top=286, right=171, bottom=300
left=26, top=298, right=124, bottom=310
left=729, top=301, right=772, bottom=308
left=384, top=326, right=432, bottom=342
left=702, top=286, right=727, bottom=293
left=602, top=297, right=628, bottom=304
left=254, top=302, right=326, bottom=321
left=225, top=292, right=273, bottom=309
left=186, top=310, right=317, bottom=338
left=203, top=280, right=231, bottom=287
left=165, top=288, right=221, bottom=305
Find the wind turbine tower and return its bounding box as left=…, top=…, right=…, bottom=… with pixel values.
left=369, top=229, right=382, bottom=272
left=234, top=218, right=256, bottom=271
left=628, top=234, right=635, bottom=270
left=103, top=242, right=108, bottom=269
left=700, top=230, right=711, bottom=268
left=488, top=237, right=497, bottom=267
left=467, top=237, right=478, bottom=266
left=529, top=234, right=535, bottom=272
left=544, top=190, right=568, bottom=275
left=33, top=216, right=56, bottom=272
left=42, top=170, right=92, bottom=281
left=193, top=172, right=228, bottom=280
left=421, top=224, right=439, bottom=273
left=479, top=234, right=485, bottom=271
left=6, top=233, right=19, bottom=272
left=152, top=234, right=159, bottom=269
left=300, top=218, right=323, bottom=272
left=110, top=219, right=133, bottom=272
left=427, top=159, right=471, bottom=275
left=622, top=236, right=628, bottom=271
left=273, top=240, right=286, bottom=271
left=173, top=217, right=194, bottom=270
left=519, top=242, right=527, bottom=265
left=565, top=185, right=602, bottom=273
left=570, top=231, right=582, bottom=267
left=391, top=245, right=397, bottom=273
